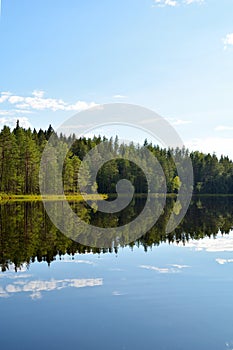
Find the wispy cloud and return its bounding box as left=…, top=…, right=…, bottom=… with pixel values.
left=0, top=90, right=97, bottom=112
left=0, top=109, right=33, bottom=116
left=223, top=33, right=233, bottom=50
left=140, top=265, right=172, bottom=273
left=112, top=291, right=126, bottom=296
left=153, top=0, right=178, bottom=7
left=184, top=0, right=204, bottom=4
left=139, top=264, right=190, bottom=273
left=168, top=264, right=191, bottom=269
left=60, top=259, right=96, bottom=265
left=153, top=0, right=204, bottom=7
left=216, top=258, right=233, bottom=265
left=113, top=95, right=128, bottom=99
left=0, top=287, right=9, bottom=298
left=168, top=118, right=192, bottom=126
left=178, top=231, right=233, bottom=252
left=31, top=292, right=42, bottom=300
left=0, top=278, right=103, bottom=299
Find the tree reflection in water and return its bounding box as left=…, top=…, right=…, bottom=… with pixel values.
left=0, top=196, right=232, bottom=271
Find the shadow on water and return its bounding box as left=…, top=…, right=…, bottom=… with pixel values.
left=0, top=196, right=232, bottom=271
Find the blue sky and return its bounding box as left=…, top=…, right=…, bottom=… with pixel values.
left=0, top=0, right=233, bottom=158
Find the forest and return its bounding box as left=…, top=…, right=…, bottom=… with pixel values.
left=0, top=121, right=233, bottom=195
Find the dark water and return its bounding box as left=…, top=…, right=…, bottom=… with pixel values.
left=1, top=196, right=233, bottom=350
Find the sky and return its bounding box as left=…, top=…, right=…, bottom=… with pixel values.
left=0, top=0, right=233, bottom=159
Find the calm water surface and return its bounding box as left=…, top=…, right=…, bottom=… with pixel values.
left=1, top=197, right=233, bottom=350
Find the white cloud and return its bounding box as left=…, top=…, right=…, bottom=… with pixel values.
left=153, top=0, right=178, bottom=7
left=0, top=90, right=97, bottom=112
left=184, top=0, right=204, bottom=4
left=32, top=90, right=45, bottom=98
left=178, top=231, right=233, bottom=252
left=216, top=258, right=233, bottom=265
left=0, top=278, right=103, bottom=300
left=168, top=264, right=191, bottom=269
left=9, top=274, right=32, bottom=280
left=113, top=95, right=128, bottom=99
left=140, top=265, right=172, bottom=273
left=0, top=90, right=97, bottom=129
left=0, top=110, right=15, bottom=116
left=168, top=118, right=192, bottom=126
left=223, top=33, right=233, bottom=49
left=61, top=259, right=95, bottom=265
left=153, top=0, right=204, bottom=7
left=112, top=291, right=125, bottom=296
left=65, top=101, right=97, bottom=111
left=139, top=264, right=190, bottom=273
left=186, top=137, right=233, bottom=160
left=30, top=292, right=42, bottom=300
left=0, top=92, right=11, bottom=103
left=8, top=96, right=25, bottom=104
left=6, top=284, right=22, bottom=293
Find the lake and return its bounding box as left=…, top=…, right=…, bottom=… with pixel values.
left=1, top=196, right=233, bottom=350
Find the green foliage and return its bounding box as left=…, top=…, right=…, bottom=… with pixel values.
left=172, top=176, right=182, bottom=192
left=0, top=122, right=232, bottom=195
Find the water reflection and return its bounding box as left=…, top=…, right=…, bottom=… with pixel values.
left=1, top=278, right=103, bottom=300
left=139, top=264, right=190, bottom=274
left=178, top=231, right=233, bottom=252
left=0, top=262, right=103, bottom=299
left=216, top=258, right=233, bottom=265
left=0, top=196, right=232, bottom=271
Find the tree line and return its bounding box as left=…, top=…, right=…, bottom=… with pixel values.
left=0, top=121, right=232, bottom=195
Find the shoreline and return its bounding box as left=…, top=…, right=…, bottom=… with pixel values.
left=1, top=192, right=233, bottom=202
left=0, top=194, right=108, bottom=202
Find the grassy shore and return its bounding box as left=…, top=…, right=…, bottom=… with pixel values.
left=0, top=193, right=108, bottom=202
left=1, top=192, right=233, bottom=202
